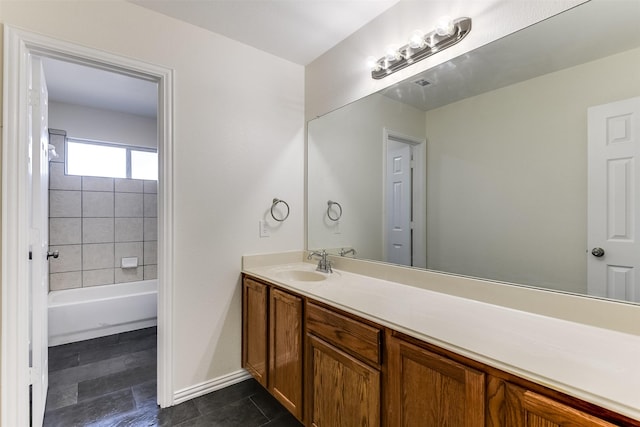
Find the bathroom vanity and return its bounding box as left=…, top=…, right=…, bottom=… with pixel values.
left=242, top=255, right=639, bottom=426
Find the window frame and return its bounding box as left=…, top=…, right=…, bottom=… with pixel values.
left=65, top=137, right=158, bottom=180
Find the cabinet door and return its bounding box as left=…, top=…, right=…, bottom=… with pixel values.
left=307, top=334, right=380, bottom=427
left=505, top=384, right=617, bottom=427
left=242, top=277, right=268, bottom=387
left=269, top=288, right=304, bottom=420
left=388, top=336, right=485, bottom=427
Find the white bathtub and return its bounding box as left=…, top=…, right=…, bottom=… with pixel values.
left=48, top=280, right=157, bottom=346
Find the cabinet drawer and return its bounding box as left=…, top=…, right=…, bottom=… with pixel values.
left=306, top=302, right=381, bottom=366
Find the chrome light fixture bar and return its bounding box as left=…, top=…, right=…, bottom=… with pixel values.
left=370, top=17, right=472, bottom=79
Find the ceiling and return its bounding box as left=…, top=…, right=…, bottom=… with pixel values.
left=42, top=58, right=159, bottom=118
left=129, top=0, right=400, bottom=66
left=43, top=0, right=399, bottom=118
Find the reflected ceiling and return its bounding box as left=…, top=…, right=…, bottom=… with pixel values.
left=381, top=1, right=640, bottom=111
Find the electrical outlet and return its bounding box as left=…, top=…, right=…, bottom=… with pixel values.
left=333, top=220, right=341, bottom=234
left=259, top=220, right=270, bottom=238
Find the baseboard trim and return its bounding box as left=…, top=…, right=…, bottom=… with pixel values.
left=173, top=370, right=252, bottom=405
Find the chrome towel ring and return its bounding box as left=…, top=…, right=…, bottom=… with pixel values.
left=327, top=200, right=342, bottom=221
left=271, top=198, right=290, bottom=222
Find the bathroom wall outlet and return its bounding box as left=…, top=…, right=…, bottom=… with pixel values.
left=334, top=220, right=341, bottom=234
left=259, top=220, right=270, bottom=238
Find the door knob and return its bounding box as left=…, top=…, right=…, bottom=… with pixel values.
left=47, top=250, right=59, bottom=260
left=591, top=247, right=605, bottom=258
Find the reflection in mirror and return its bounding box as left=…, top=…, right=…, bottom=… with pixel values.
left=307, top=0, right=640, bottom=304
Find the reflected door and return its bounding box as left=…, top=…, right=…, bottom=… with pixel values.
left=385, top=140, right=412, bottom=266
left=587, top=96, right=640, bottom=302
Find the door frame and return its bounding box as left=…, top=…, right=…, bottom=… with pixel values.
left=382, top=128, right=426, bottom=268
left=2, top=26, right=175, bottom=426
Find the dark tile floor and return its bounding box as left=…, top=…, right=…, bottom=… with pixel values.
left=44, top=327, right=303, bottom=427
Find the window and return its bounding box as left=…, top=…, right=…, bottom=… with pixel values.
left=66, top=139, right=158, bottom=180
left=131, top=150, right=158, bottom=180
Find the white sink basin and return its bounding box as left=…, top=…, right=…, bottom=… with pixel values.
left=276, top=270, right=327, bottom=282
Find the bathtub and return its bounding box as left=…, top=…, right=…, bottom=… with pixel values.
left=48, top=280, right=157, bottom=346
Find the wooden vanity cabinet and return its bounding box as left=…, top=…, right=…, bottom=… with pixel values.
left=269, top=288, right=304, bottom=419
left=387, top=333, right=485, bottom=427
left=305, top=302, right=383, bottom=427
left=503, top=383, right=617, bottom=427
left=243, top=274, right=638, bottom=427
left=242, top=277, right=268, bottom=387
left=241, top=277, right=304, bottom=421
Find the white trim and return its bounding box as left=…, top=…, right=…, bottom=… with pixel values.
left=173, top=370, right=253, bottom=404
left=1, top=26, right=175, bottom=425
left=382, top=128, right=427, bottom=268
left=157, top=56, right=175, bottom=408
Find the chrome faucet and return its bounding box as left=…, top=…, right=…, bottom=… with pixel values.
left=339, top=248, right=356, bottom=257
left=307, top=249, right=332, bottom=273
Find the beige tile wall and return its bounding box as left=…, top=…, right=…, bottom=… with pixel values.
left=48, top=130, right=158, bottom=291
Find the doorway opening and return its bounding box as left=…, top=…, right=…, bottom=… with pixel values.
left=42, top=56, right=159, bottom=423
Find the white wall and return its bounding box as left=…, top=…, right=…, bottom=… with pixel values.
left=49, top=101, right=157, bottom=148
left=308, top=93, right=425, bottom=260
left=425, top=47, right=640, bottom=294
left=305, top=0, right=586, bottom=119
left=0, top=0, right=304, bottom=394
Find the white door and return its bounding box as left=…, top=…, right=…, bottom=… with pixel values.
left=587, top=96, right=640, bottom=302
left=29, top=56, right=50, bottom=426
left=385, top=140, right=412, bottom=266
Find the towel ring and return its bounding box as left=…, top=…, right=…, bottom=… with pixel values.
left=271, top=198, right=290, bottom=222
left=327, top=200, right=342, bottom=222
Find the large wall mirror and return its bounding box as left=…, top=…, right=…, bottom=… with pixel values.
left=308, top=0, right=640, bottom=304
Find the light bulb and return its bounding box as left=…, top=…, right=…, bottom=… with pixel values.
left=435, top=16, right=455, bottom=36
left=384, top=45, right=401, bottom=62
left=408, top=30, right=426, bottom=49
left=366, top=56, right=381, bottom=72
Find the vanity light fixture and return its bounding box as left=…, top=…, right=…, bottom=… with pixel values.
left=368, top=16, right=471, bottom=79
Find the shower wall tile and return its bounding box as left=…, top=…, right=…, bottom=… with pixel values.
left=115, top=218, right=144, bottom=242
left=143, top=180, right=157, bottom=194
left=83, top=269, right=115, bottom=287
left=83, top=192, right=114, bottom=218
left=50, top=272, right=82, bottom=291
left=50, top=218, right=82, bottom=245
left=49, top=245, right=82, bottom=274
left=143, top=265, right=157, bottom=280
left=83, top=218, right=115, bottom=244
left=143, top=194, right=157, bottom=218
left=143, top=218, right=157, bottom=241
left=115, top=179, right=143, bottom=193
left=143, top=241, right=157, bottom=266
left=83, top=176, right=114, bottom=192
left=48, top=130, right=157, bottom=290
left=49, top=163, right=81, bottom=191
left=50, top=190, right=81, bottom=218
left=115, top=193, right=143, bottom=217
left=83, top=243, right=114, bottom=270
left=115, top=267, right=143, bottom=284
left=115, top=242, right=143, bottom=268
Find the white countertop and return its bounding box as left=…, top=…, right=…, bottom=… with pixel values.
left=243, top=262, right=640, bottom=420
